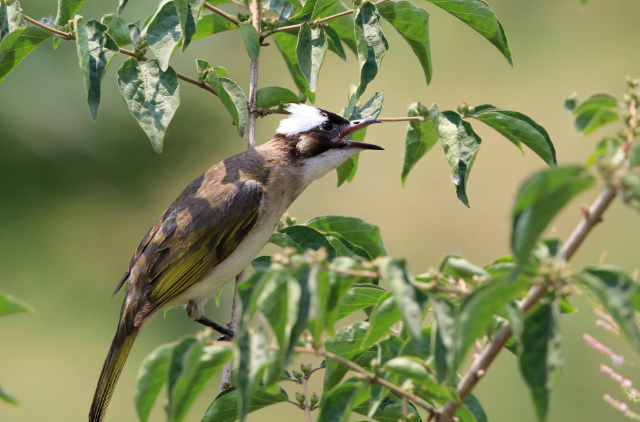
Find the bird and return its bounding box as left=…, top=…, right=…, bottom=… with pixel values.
left=89, top=103, right=383, bottom=422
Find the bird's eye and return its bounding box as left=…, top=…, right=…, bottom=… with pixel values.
left=320, top=121, right=333, bottom=131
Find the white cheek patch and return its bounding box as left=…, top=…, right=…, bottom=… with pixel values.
left=277, top=104, right=326, bottom=135
left=296, top=135, right=314, bottom=154
left=301, top=148, right=359, bottom=186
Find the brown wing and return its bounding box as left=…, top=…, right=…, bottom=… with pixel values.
left=117, top=170, right=264, bottom=325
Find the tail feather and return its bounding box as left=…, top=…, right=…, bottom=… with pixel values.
left=89, top=325, right=139, bottom=422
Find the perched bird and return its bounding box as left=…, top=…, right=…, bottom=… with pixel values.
left=89, top=104, right=382, bottom=422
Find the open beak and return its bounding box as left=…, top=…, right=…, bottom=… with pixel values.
left=338, top=118, right=383, bottom=150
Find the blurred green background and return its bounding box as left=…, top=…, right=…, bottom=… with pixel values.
left=2, top=0, right=640, bottom=421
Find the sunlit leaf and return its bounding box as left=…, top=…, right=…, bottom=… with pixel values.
left=383, top=357, right=452, bottom=401
left=101, top=14, right=131, bottom=47
left=0, top=290, right=34, bottom=316
left=325, top=24, right=346, bottom=60
left=208, top=73, right=248, bottom=138
left=273, top=31, right=315, bottom=103
left=239, top=22, right=260, bottom=60
left=467, top=104, right=556, bottom=166
left=401, top=103, right=438, bottom=186
left=354, top=2, right=388, bottom=97
left=192, top=12, right=238, bottom=41
left=175, top=0, right=204, bottom=51
left=572, top=93, right=619, bottom=135
left=296, top=23, right=328, bottom=92
left=135, top=343, right=174, bottom=422
left=237, top=326, right=269, bottom=421
left=202, top=386, right=289, bottom=422
left=117, top=58, right=180, bottom=153
left=55, top=0, right=87, bottom=26
left=306, top=215, right=387, bottom=258
left=0, top=25, right=52, bottom=84
left=146, top=0, right=181, bottom=71
left=361, top=293, right=401, bottom=351
left=318, top=379, right=369, bottom=422
left=335, top=284, right=387, bottom=321
left=270, top=225, right=337, bottom=259
left=256, top=86, right=299, bottom=109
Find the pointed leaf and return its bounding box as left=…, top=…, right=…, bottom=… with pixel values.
left=321, top=0, right=357, bottom=54
left=432, top=109, right=482, bottom=207
left=335, top=284, right=387, bottom=321
left=251, top=255, right=272, bottom=271
left=577, top=266, right=640, bottom=355
left=326, top=258, right=373, bottom=333
left=432, top=297, right=457, bottom=382
left=325, top=24, right=346, bottom=60
left=238, top=22, right=260, bottom=60
left=354, top=2, right=388, bottom=97
left=353, top=393, right=422, bottom=422
left=170, top=344, right=233, bottom=422
left=572, top=93, right=620, bottom=135
left=146, top=1, right=181, bottom=71
left=101, top=14, right=131, bottom=47
left=0, top=383, right=18, bottom=405
left=377, top=0, right=432, bottom=85
left=208, top=73, right=248, bottom=138
left=256, top=86, right=299, bottom=109
left=202, top=386, right=289, bottom=422
left=117, top=58, right=180, bottom=153
left=135, top=343, right=174, bottom=422
left=383, top=357, right=452, bottom=401
left=318, top=380, right=369, bottom=422
left=0, top=25, right=52, bottom=84
left=401, top=103, right=438, bottom=185
left=0, top=291, right=34, bottom=316
left=75, top=20, right=119, bottom=120
left=519, top=301, right=562, bottom=422
left=467, top=104, right=557, bottom=166
left=167, top=336, right=198, bottom=410
left=0, top=0, right=25, bottom=62
left=296, top=23, right=328, bottom=92
left=511, top=166, right=594, bottom=265
left=361, top=294, right=400, bottom=350
left=192, top=12, right=238, bottom=41
left=273, top=31, right=315, bottom=103
left=270, top=225, right=337, bottom=259
left=311, top=0, right=339, bottom=19
left=457, top=394, right=488, bottom=422
left=306, top=215, right=387, bottom=258
left=237, top=326, right=269, bottom=421
left=426, top=0, right=512, bottom=65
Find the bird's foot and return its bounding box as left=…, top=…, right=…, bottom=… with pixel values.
left=196, top=317, right=234, bottom=339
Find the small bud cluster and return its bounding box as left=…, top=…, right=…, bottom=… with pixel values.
left=456, top=102, right=475, bottom=116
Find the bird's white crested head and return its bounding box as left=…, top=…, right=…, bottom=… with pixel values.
left=276, top=104, right=328, bottom=136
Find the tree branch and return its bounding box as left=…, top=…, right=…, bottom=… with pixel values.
left=378, top=116, right=426, bottom=122
left=437, top=187, right=618, bottom=422
left=302, top=376, right=313, bottom=422
left=260, top=0, right=391, bottom=42
left=203, top=2, right=241, bottom=26
left=19, top=12, right=218, bottom=96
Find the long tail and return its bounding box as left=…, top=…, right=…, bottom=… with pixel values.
left=89, top=322, right=140, bottom=422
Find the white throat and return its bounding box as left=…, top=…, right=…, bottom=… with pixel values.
left=301, top=148, right=359, bottom=186
left=276, top=104, right=327, bottom=136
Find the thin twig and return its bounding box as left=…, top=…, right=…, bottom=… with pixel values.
left=246, top=0, right=261, bottom=148
left=437, top=187, right=618, bottom=422
left=19, top=12, right=218, bottom=97
left=204, top=2, right=241, bottom=25
left=326, top=266, right=379, bottom=279
left=219, top=272, right=243, bottom=392
left=378, top=116, right=426, bottom=122
left=260, top=0, right=392, bottom=41
left=302, top=376, right=313, bottom=422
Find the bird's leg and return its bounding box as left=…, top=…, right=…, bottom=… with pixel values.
left=187, top=299, right=234, bottom=341
left=195, top=317, right=235, bottom=340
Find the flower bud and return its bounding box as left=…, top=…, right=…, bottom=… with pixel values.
left=457, top=102, right=470, bottom=115
left=293, top=370, right=304, bottom=380
left=301, top=364, right=312, bottom=375
left=406, top=413, right=417, bottom=421
left=298, top=94, right=308, bottom=104
left=295, top=392, right=306, bottom=405
left=310, top=393, right=319, bottom=406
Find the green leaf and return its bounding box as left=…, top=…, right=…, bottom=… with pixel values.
left=323, top=322, right=371, bottom=391
left=0, top=291, right=34, bottom=316
left=167, top=336, right=198, bottom=410
left=519, top=301, right=562, bottom=422
left=353, top=393, right=422, bottom=422
left=146, top=1, right=181, bottom=71
left=256, top=86, right=299, bottom=109
left=101, top=14, right=131, bottom=47
left=176, top=0, right=204, bottom=51
left=457, top=394, right=488, bottom=422
left=354, top=2, right=389, bottom=97
left=251, top=256, right=272, bottom=271
left=192, top=12, right=238, bottom=41
left=271, top=225, right=337, bottom=259
left=383, top=357, right=452, bottom=401
left=379, top=258, right=427, bottom=347
left=335, top=284, right=387, bottom=321
left=368, top=336, right=403, bottom=416
left=55, top=0, right=87, bottom=26
left=170, top=344, right=233, bottom=422
left=326, top=258, right=374, bottom=334
left=511, top=165, right=594, bottom=265
left=467, top=104, right=557, bottom=166
left=572, top=93, right=619, bottom=134
left=0, top=25, right=52, bottom=84
left=577, top=266, right=640, bottom=355
left=585, top=137, right=621, bottom=167
left=432, top=109, right=482, bottom=207
left=273, top=31, right=315, bottom=103
left=117, top=58, right=181, bottom=153
left=452, top=272, right=531, bottom=373
left=325, top=24, right=346, bottom=60
left=237, top=326, right=269, bottom=421
left=439, top=254, right=491, bottom=281
left=0, top=0, right=25, bottom=62
left=208, top=73, right=248, bottom=138
left=202, top=386, right=289, bottom=422
left=377, top=0, right=432, bottom=85
left=326, top=232, right=373, bottom=260
left=75, top=19, right=119, bottom=120
left=306, top=215, right=387, bottom=258
left=312, top=0, right=339, bottom=19
left=238, top=22, right=260, bottom=60
left=336, top=89, right=385, bottom=185
left=361, top=293, right=401, bottom=351
left=401, top=103, right=438, bottom=186
left=135, top=343, right=174, bottom=422
left=432, top=297, right=457, bottom=382
left=296, top=23, right=328, bottom=92
left=318, top=379, right=369, bottom=422
left=426, top=0, right=512, bottom=65
left=0, top=382, right=19, bottom=405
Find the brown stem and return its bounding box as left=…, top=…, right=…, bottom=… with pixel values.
left=20, top=13, right=74, bottom=39
left=378, top=116, right=426, bottom=122
left=204, top=2, right=241, bottom=26
left=246, top=0, right=261, bottom=148
left=219, top=271, right=243, bottom=392
left=437, top=187, right=617, bottom=422
left=260, top=0, right=392, bottom=42
left=302, top=376, right=313, bottom=422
